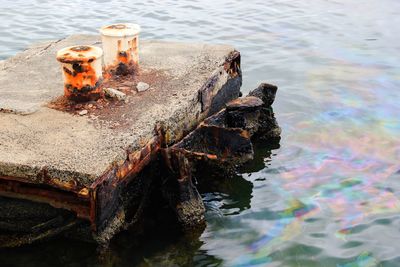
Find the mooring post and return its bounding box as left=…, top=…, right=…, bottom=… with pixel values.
left=56, top=45, right=103, bottom=102
left=100, top=23, right=141, bottom=76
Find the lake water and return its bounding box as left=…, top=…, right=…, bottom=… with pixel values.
left=1, top=0, right=400, bottom=266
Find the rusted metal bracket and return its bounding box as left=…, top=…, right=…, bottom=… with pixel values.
left=160, top=83, right=281, bottom=229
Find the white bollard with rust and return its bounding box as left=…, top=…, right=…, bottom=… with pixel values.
left=100, top=23, right=141, bottom=76
left=56, top=45, right=103, bottom=102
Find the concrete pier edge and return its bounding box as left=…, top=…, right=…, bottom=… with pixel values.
left=0, top=34, right=242, bottom=243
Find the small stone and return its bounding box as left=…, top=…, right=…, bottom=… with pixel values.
left=104, top=87, right=127, bottom=101
left=136, top=82, right=150, bottom=92
left=79, top=110, right=88, bottom=116
left=88, top=104, right=93, bottom=108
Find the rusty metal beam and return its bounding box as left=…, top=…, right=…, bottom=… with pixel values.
left=0, top=178, right=91, bottom=220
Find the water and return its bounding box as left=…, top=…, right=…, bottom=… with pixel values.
left=1, top=0, right=400, bottom=266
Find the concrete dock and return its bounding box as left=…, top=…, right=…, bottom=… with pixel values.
left=0, top=34, right=242, bottom=244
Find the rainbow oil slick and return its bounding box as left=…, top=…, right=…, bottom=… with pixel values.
left=338, top=252, right=378, bottom=267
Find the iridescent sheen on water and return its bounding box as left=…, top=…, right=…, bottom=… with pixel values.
left=1, top=0, right=400, bottom=266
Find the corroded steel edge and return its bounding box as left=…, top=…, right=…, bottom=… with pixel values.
left=89, top=134, right=162, bottom=232
left=199, top=50, right=241, bottom=112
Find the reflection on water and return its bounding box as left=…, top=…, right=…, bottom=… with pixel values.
left=1, top=0, right=400, bottom=266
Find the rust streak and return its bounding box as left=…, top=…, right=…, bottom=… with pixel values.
left=0, top=178, right=91, bottom=220
left=0, top=174, right=88, bottom=197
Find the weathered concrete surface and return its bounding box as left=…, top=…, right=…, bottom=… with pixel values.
left=0, top=34, right=239, bottom=190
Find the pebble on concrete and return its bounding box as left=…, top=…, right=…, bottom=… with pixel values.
left=136, top=82, right=150, bottom=92
left=103, top=87, right=127, bottom=101
left=79, top=110, right=88, bottom=116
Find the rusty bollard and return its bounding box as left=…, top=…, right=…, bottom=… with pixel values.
left=56, top=45, right=103, bottom=102
left=100, top=23, right=141, bottom=76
